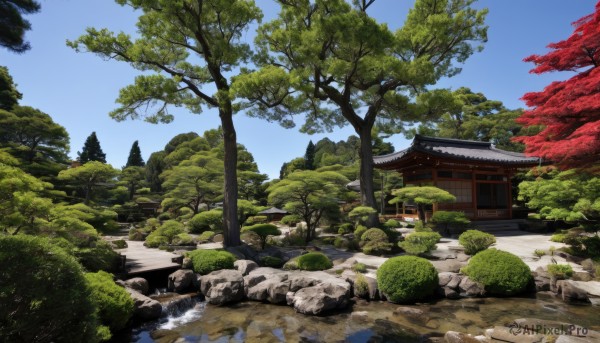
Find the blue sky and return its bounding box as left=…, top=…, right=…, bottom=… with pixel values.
left=1, top=0, right=594, bottom=179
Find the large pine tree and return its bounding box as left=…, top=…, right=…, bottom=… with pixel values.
left=517, top=1, right=600, bottom=168
left=125, top=140, right=145, bottom=167
left=304, top=140, right=315, bottom=170
left=78, top=132, right=106, bottom=164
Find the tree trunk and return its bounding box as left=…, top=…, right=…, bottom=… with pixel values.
left=357, top=126, right=379, bottom=227
left=84, top=185, right=91, bottom=205
left=220, top=109, right=241, bottom=247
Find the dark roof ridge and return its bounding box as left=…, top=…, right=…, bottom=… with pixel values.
left=414, top=134, right=491, bottom=147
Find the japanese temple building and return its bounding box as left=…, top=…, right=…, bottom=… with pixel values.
left=374, top=135, right=541, bottom=220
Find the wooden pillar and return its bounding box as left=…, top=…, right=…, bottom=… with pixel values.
left=507, top=170, right=513, bottom=220
left=471, top=168, right=477, bottom=220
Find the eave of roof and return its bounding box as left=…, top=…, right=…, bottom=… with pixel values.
left=374, top=135, right=540, bottom=167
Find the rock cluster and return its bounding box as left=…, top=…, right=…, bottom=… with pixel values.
left=437, top=272, right=485, bottom=299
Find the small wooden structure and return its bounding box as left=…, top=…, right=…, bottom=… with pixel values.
left=137, top=201, right=161, bottom=217
left=258, top=207, right=288, bottom=222
left=374, top=135, right=540, bottom=220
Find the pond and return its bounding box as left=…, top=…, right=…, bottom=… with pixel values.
left=127, top=292, right=599, bottom=342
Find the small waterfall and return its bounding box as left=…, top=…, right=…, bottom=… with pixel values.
left=153, top=293, right=205, bottom=330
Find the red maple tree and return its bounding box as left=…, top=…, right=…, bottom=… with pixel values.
left=516, top=2, right=600, bottom=168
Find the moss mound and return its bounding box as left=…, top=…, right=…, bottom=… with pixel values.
left=462, top=248, right=531, bottom=296
left=376, top=255, right=438, bottom=303
left=458, top=229, right=496, bottom=255
left=187, top=249, right=236, bottom=274
left=296, top=252, right=333, bottom=271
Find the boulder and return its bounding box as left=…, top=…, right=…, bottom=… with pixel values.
left=181, top=257, right=193, bottom=269
left=444, top=331, right=482, bottom=343
left=234, top=259, right=259, bottom=276
left=245, top=270, right=289, bottom=304
left=125, top=288, right=162, bottom=320
left=556, top=280, right=591, bottom=303
left=572, top=271, right=593, bottom=282
left=488, top=325, right=545, bottom=343
left=533, top=268, right=551, bottom=292
left=124, top=277, right=150, bottom=295
left=441, top=287, right=461, bottom=299
left=168, top=269, right=197, bottom=293
left=200, top=269, right=245, bottom=305
left=458, top=277, right=485, bottom=297
left=431, top=259, right=467, bottom=273
left=212, top=234, right=224, bottom=243
left=580, top=258, right=594, bottom=272
left=287, top=278, right=351, bottom=315
left=438, top=272, right=454, bottom=287
left=364, top=275, right=380, bottom=300
left=568, top=280, right=600, bottom=297
left=226, top=244, right=258, bottom=260
left=394, top=307, right=428, bottom=323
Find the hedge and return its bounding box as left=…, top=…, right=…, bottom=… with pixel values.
left=377, top=256, right=438, bottom=303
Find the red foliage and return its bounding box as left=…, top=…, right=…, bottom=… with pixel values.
left=516, top=2, right=600, bottom=168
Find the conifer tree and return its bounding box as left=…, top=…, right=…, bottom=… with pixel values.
left=125, top=140, right=145, bottom=167
left=304, top=140, right=316, bottom=170
left=78, top=132, right=106, bottom=163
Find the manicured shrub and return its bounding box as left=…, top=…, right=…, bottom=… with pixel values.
left=172, top=233, right=195, bottom=246
left=187, top=249, right=236, bottom=274
left=283, top=257, right=299, bottom=270
left=377, top=256, right=438, bottom=303
left=145, top=231, right=168, bottom=248
left=297, top=252, right=333, bottom=271
left=361, top=228, right=393, bottom=255
left=550, top=232, right=568, bottom=243
left=74, top=240, right=121, bottom=272
left=352, top=262, right=367, bottom=273
left=383, top=219, right=400, bottom=229
left=458, top=230, right=496, bottom=255
left=430, top=211, right=470, bottom=234
left=112, top=239, right=127, bottom=249
left=188, top=209, right=223, bottom=233
left=413, top=221, right=431, bottom=232
left=260, top=256, right=284, bottom=268
left=159, top=220, right=185, bottom=242
left=399, top=231, right=441, bottom=255
left=242, top=224, right=281, bottom=249
left=338, top=223, right=354, bottom=235
left=354, top=225, right=368, bottom=239
left=0, top=235, right=99, bottom=342
left=281, top=214, right=300, bottom=226
left=245, top=215, right=268, bottom=225
left=563, top=235, right=600, bottom=258
left=534, top=249, right=546, bottom=258
left=334, top=236, right=345, bottom=248
left=462, top=249, right=531, bottom=296
left=157, top=212, right=172, bottom=220
left=198, top=230, right=216, bottom=242
left=348, top=206, right=378, bottom=225
left=85, top=271, right=134, bottom=335
left=354, top=273, right=370, bottom=298
left=547, top=264, right=573, bottom=279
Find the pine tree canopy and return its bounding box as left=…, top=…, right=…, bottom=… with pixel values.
left=78, top=131, right=106, bottom=163
left=126, top=140, right=145, bottom=167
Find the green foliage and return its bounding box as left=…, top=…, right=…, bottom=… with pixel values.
left=78, top=131, right=106, bottom=164
left=198, top=230, right=216, bottom=242
left=126, top=140, right=145, bottom=167
left=0, top=235, right=99, bottom=342
left=462, top=249, right=531, bottom=296
left=85, top=271, right=134, bottom=335
left=296, top=252, right=333, bottom=271
left=518, top=168, right=600, bottom=225
left=348, top=206, right=378, bottom=225
left=399, top=232, right=441, bottom=255
left=173, top=233, right=195, bottom=246
left=352, top=263, right=367, bottom=273
left=187, top=249, right=236, bottom=275
left=0, top=66, right=22, bottom=109
left=534, top=249, right=546, bottom=258
left=431, top=211, right=471, bottom=233
left=547, top=264, right=573, bottom=279
left=563, top=234, right=600, bottom=258
left=458, top=230, right=496, bottom=255
left=414, top=221, right=431, bottom=232
left=283, top=257, right=299, bottom=270
left=361, top=228, right=393, bottom=255
left=550, top=232, right=568, bottom=243
left=144, top=220, right=184, bottom=247
left=58, top=161, right=119, bottom=204
left=390, top=186, right=456, bottom=222
left=377, top=256, right=438, bottom=303
left=383, top=219, right=401, bottom=229
left=245, top=215, right=268, bottom=225
left=267, top=170, right=351, bottom=243
left=74, top=240, right=120, bottom=273
left=354, top=273, right=370, bottom=299
left=281, top=214, right=300, bottom=226
left=188, top=209, right=223, bottom=233
left=242, top=223, right=281, bottom=249
left=260, top=256, right=284, bottom=268
left=338, top=223, right=354, bottom=235
left=354, top=225, right=368, bottom=240
left=145, top=232, right=168, bottom=248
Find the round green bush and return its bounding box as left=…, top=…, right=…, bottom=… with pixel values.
left=462, top=249, right=532, bottom=296
left=242, top=223, right=281, bottom=249
left=383, top=219, right=400, bottom=229
left=260, top=256, right=284, bottom=268
left=296, top=252, right=333, bottom=271
left=377, top=256, right=438, bottom=303
left=198, top=230, right=216, bottom=242
left=172, top=233, right=195, bottom=246
left=187, top=249, right=236, bottom=274
left=338, top=223, right=354, bottom=235
left=144, top=231, right=168, bottom=248
left=361, top=228, right=388, bottom=242
left=0, top=235, right=99, bottom=342
left=458, top=230, right=496, bottom=255
left=188, top=209, right=223, bottom=233
left=399, top=231, right=441, bottom=255
left=85, top=271, right=134, bottom=334
left=354, top=225, right=368, bottom=239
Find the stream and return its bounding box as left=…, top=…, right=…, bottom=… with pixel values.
left=125, top=292, right=599, bottom=342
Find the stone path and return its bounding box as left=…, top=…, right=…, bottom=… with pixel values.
left=115, top=241, right=181, bottom=275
